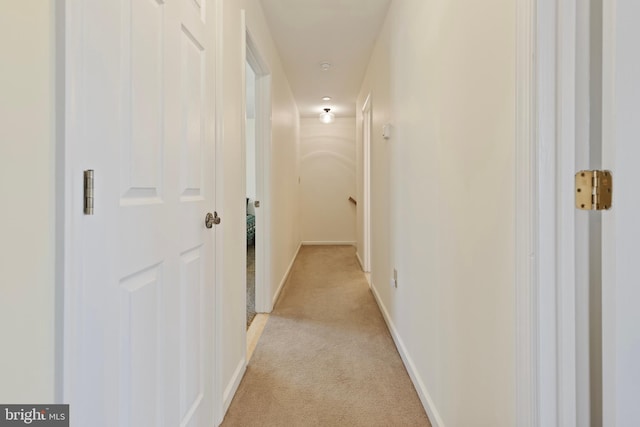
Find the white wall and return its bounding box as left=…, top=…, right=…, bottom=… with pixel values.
left=219, top=0, right=301, bottom=410
left=0, top=1, right=57, bottom=402
left=357, top=1, right=516, bottom=426
left=300, top=118, right=356, bottom=244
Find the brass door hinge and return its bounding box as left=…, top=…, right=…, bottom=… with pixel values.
left=575, top=170, right=612, bottom=210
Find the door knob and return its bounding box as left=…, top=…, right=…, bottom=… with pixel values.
left=205, top=212, right=221, bottom=228
left=254, top=200, right=260, bottom=208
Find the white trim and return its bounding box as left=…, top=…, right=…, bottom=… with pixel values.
left=222, top=358, right=247, bottom=413
left=254, top=71, right=272, bottom=314
left=301, top=241, right=356, bottom=246
left=272, top=243, right=302, bottom=308
left=556, top=0, right=578, bottom=425
left=572, top=2, right=594, bottom=424
left=54, top=0, right=66, bottom=403
left=535, top=0, right=560, bottom=422
left=355, top=252, right=364, bottom=271
left=213, top=0, right=225, bottom=423
left=533, top=0, right=580, bottom=425
left=361, top=94, right=372, bottom=273
left=515, top=0, right=538, bottom=424
left=369, top=282, right=445, bottom=427
left=600, top=2, right=616, bottom=425
left=517, top=0, right=581, bottom=425
left=62, top=0, right=86, bottom=409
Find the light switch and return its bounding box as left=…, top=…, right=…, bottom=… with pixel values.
left=382, top=123, right=392, bottom=140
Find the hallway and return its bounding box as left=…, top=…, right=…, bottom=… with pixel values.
left=1, top=1, right=559, bottom=425
left=223, top=246, right=430, bottom=426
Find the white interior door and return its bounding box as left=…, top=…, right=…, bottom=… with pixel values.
left=66, top=0, right=216, bottom=426
left=601, top=0, right=640, bottom=425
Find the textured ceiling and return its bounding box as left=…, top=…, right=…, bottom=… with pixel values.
left=260, top=0, right=391, bottom=118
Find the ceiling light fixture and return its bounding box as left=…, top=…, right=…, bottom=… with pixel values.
left=319, top=108, right=335, bottom=124
left=320, top=62, right=332, bottom=71
left=322, top=96, right=331, bottom=101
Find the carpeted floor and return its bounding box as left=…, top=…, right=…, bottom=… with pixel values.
left=223, top=245, right=431, bottom=427
left=247, top=243, right=256, bottom=328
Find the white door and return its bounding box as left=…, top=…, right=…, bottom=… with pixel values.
left=601, top=0, right=640, bottom=425
left=65, top=0, right=216, bottom=426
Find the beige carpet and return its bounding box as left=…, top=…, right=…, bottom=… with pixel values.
left=222, top=245, right=431, bottom=427
left=247, top=243, right=256, bottom=328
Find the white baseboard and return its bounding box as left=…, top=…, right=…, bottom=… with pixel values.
left=272, top=242, right=302, bottom=308
left=356, top=252, right=364, bottom=270
left=223, top=358, right=246, bottom=414
left=370, top=282, right=446, bottom=427
left=302, top=241, right=356, bottom=246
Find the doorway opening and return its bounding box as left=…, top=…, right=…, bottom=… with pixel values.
left=243, top=28, right=272, bottom=334
left=244, top=61, right=259, bottom=328
left=245, top=61, right=258, bottom=328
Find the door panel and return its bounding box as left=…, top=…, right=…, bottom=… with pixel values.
left=180, top=25, right=205, bottom=199
left=119, top=264, right=163, bottom=427
left=68, top=0, right=216, bottom=425
left=179, top=247, right=204, bottom=425
left=122, top=0, right=164, bottom=202
left=602, top=0, right=640, bottom=425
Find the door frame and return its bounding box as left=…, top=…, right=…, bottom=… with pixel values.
left=242, top=15, right=273, bottom=314
left=361, top=94, right=372, bottom=274
left=61, top=0, right=83, bottom=406
left=54, top=0, right=66, bottom=403
left=516, top=0, right=580, bottom=425
left=213, top=0, right=224, bottom=422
